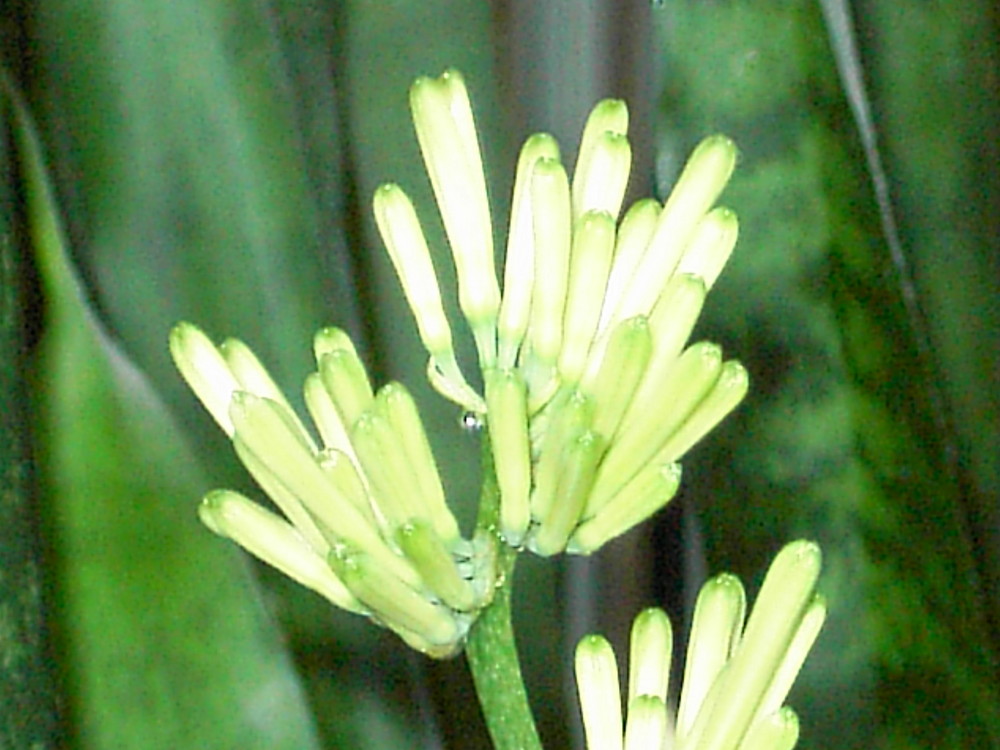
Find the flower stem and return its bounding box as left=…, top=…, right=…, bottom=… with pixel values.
left=464, top=434, right=543, bottom=750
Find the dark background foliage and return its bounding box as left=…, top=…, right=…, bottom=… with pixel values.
left=1, top=1, right=997, bottom=747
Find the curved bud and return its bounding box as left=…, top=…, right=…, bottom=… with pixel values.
left=498, top=133, right=561, bottom=368
left=759, top=596, right=826, bottom=719
left=169, top=322, right=240, bottom=436
left=329, top=544, right=460, bottom=649
left=575, top=634, right=624, bottom=750
left=373, top=183, right=455, bottom=357
left=613, top=135, right=737, bottom=322
left=485, top=369, right=532, bottom=546
left=559, top=210, right=616, bottom=385
left=569, top=461, right=681, bottom=554
left=200, top=489, right=364, bottom=613
left=599, top=199, right=660, bottom=336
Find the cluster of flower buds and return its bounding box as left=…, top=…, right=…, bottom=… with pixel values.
left=170, top=323, right=495, bottom=656
left=377, top=69, right=748, bottom=556
left=575, top=541, right=827, bottom=750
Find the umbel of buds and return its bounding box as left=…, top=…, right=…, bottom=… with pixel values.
left=575, top=541, right=827, bottom=750
left=170, top=323, right=495, bottom=656
left=378, top=69, right=747, bottom=555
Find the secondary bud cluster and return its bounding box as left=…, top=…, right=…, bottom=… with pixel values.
left=575, top=541, right=827, bottom=750
left=377, top=69, right=748, bottom=555
left=170, top=323, right=494, bottom=656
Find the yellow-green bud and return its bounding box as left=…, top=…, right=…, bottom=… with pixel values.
left=169, top=322, right=241, bottom=436
left=313, top=326, right=357, bottom=362
left=199, top=489, right=364, bottom=614
left=318, top=347, right=375, bottom=430
left=529, top=389, right=594, bottom=522
left=623, top=695, right=668, bottom=750
left=627, top=607, right=673, bottom=704
left=573, top=130, right=632, bottom=222
left=396, top=520, right=476, bottom=612
left=581, top=316, right=652, bottom=442
left=485, top=369, right=532, bottom=546
left=740, top=707, right=800, bottom=750
left=599, top=199, right=660, bottom=337
left=498, top=133, right=561, bottom=368
left=575, top=634, right=623, bottom=750
left=675, top=206, right=739, bottom=291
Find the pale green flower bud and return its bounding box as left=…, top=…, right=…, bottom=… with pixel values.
left=568, top=461, right=681, bottom=554
left=317, top=448, right=376, bottom=529
left=675, top=205, right=739, bottom=291
left=498, top=133, right=561, bottom=368
left=328, top=544, right=461, bottom=651
left=375, top=382, right=460, bottom=545
left=529, top=429, right=604, bottom=557
left=741, top=707, right=800, bottom=750
left=623, top=695, right=667, bottom=750
left=318, top=347, right=374, bottom=430
left=350, top=409, right=422, bottom=532
left=558, top=210, right=616, bottom=385
left=313, top=326, right=357, bottom=362
left=611, top=134, right=737, bottom=323
left=598, top=199, right=660, bottom=337
left=676, top=573, right=747, bottom=740
left=527, top=157, right=572, bottom=382
left=580, top=316, right=652, bottom=442
left=199, top=489, right=364, bottom=614
left=759, top=596, right=827, bottom=719
left=627, top=607, right=672, bottom=704
left=373, top=183, right=456, bottom=358
left=303, top=372, right=357, bottom=460
left=485, top=369, right=532, bottom=546
left=410, top=70, right=499, bottom=368
left=575, top=634, right=623, bottom=750
left=572, top=130, right=632, bottom=222
left=396, top=520, right=476, bottom=612
left=529, top=390, right=594, bottom=523
left=169, top=322, right=241, bottom=436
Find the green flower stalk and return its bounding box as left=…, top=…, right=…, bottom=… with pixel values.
left=379, top=70, right=747, bottom=554
left=169, top=323, right=495, bottom=657
left=575, top=541, right=826, bottom=750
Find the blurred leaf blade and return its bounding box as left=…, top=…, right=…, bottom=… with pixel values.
left=17, top=79, right=325, bottom=749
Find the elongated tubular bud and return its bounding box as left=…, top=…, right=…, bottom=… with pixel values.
left=611, top=135, right=737, bottom=323
left=575, top=634, right=624, bottom=750
left=758, top=596, right=826, bottom=719
left=598, top=199, right=660, bottom=337
left=628, top=607, right=673, bottom=704
left=498, top=133, right=561, bottom=368
left=656, top=358, right=749, bottom=462
left=349, top=409, right=423, bottom=532
left=396, top=520, right=476, bottom=611
left=529, top=390, right=594, bottom=521
left=573, top=131, right=632, bottom=222
left=569, top=462, right=681, bottom=554
left=682, top=541, right=821, bottom=750
left=229, top=392, right=421, bottom=589
left=675, top=573, right=747, bottom=742
left=558, top=210, right=616, bottom=385
left=169, top=322, right=241, bottom=436
left=621, top=273, right=708, bottom=423
left=527, top=157, right=572, bottom=375
left=317, top=448, right=377, bottom=529
left=572, top=100, right=629, bottom=220
left=318, top=348, right=374, bottom=430
left=623, top=695, right=668, bottom=750
left=530, top=429, right=605, bottom=556
left=303, top=372, right=358, bottom=461
left=374, top=183, right=456, bottom=357
left=376, top=382, right=460, bottom=544
left=675, top=206, right=739, bottom=291
left=591, top=342, right=722, bottom=506
left=329, top=545, right=460, bottom=648
left=410, top=71, right=499, bottom=368
left=741, top=708, right=800, bottom=750
left=581, top=316, right=652, bottom=442
left=313, top=326, right=358, bottom=362
left=485, top=369, right=532, bottom=546
left=200, top=490, right=364, bottom=614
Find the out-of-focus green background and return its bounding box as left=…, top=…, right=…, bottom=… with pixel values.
left=1, top=1, right=997, bottom=748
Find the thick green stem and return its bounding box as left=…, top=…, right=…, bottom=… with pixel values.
left=464, top=435, right=543, bottom=750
